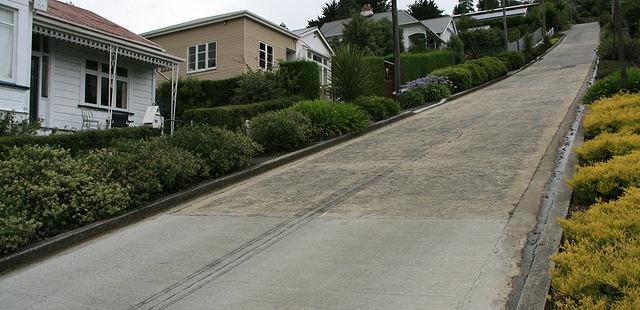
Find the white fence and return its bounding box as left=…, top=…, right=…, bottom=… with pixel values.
left=507, top=27, right=555, bottom=52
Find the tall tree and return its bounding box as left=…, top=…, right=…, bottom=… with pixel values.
left=453, top=0, right=475, bottom=15
left=308, top=0, right=391, bottom=27
left=407, top=0, right=444, bottom=20
left=308, top=0, right=341, bottom=28
left=341, top=13, right=401, bottom=56
left=477, top=0, right=500, bottom=11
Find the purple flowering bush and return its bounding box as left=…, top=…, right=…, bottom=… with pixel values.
left=398, top=75, right=454, bottom=109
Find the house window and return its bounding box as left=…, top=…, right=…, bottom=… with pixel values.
left=0, top=7, right=15, bottom=81
left=41, top=56, right=49, bottom=98
left=187, top=42, right=216, bottom=72
left=84, top=59, right=129, bottom=109
left=259, top=42, right=274, bottom=70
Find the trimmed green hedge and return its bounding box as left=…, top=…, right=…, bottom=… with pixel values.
left=157, top=77, right=239, bottom=121
left=353, top=96, right=400, bottom=121
left=431, top=66, right=473, bottom=91
left=496, top=51, right=527, bottom=71
left=467, top=57, right=508, bottom=81
left=280, top=61, right=321, bottom=100
left=0, top=126, right=160, bottom=157
left=363, top=56, right=386, bottom=96
left=182, top=96, right=304, bottom=130
left=460, top=62, right=490, bottom=86
left=385, top=51, right=459, bottom=84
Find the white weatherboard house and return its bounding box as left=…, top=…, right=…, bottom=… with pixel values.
left=291, top=27, right=333, bottom=86
left=0, top=0, right=182, bottom=132
left=320, top=6, right=444, bottom=51
left=421, top=16, right=458, bottom=47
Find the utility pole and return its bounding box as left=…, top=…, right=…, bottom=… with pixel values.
left=391, top=0, right=401, bottom=98
left=613, top=0, right=627, bottom=88
left=541, top=0, right=547, bottom=34
left=502, top=0, right=508, bottom=49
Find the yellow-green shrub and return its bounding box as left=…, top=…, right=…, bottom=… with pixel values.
left=583, top=94, right=640, bottom=139
left=551, top=188, right=640, bottom=310
left=576, top=132, right=640, bottom=165
left=569, top=151, right=640, bottom=205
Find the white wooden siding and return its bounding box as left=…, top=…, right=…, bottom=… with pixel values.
left=0, top=0, right=31, bottom=113
left=49, top=40, right=156, bottom=130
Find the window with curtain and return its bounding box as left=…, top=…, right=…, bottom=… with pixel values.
left=0, top=7, right=15, bottom=81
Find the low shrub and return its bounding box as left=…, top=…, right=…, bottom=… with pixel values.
left=460, top=62, right=489, bottom=86
left=233, top=69, right=297, bottom=104
left=399, top=83, right=452, bottom=109
left=0, top=111, right=40, bottom=137
left=551, top=188, right=640, bottom=309
left=182, top=96, right=304, bottom=130
left=167, top=124, right=261, bottom=176
left=582, top=94, right=640, bottom=139
left=569, top=150, right=640, bottom=205
left=483, top=57, right=509, bottom=79
left=431, top=66, right=473, bottom=91
left=496, top=51, right=527, bottom=71
left=291, top=100, right=371, bottom=140
left=0, top=146, right=130, bottom=253
left=0, top=126, right=160, bottom=158
left=575, top=132, right=640, bottom=165
left=353, top=96, right=400, bottom=121
left=583, top=67, right=640, bottom=104
left=84, top=139, right=207, bottom=206
left=249, top=110, right=313, bottom=154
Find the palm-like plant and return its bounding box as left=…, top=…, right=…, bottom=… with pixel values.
left=330, top=44, right=374, bottom=102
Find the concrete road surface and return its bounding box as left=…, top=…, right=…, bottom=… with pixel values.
left=0, top=23, right=598, bottom=309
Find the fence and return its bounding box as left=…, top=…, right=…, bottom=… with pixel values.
left=508, top=28, right=555, bottom=52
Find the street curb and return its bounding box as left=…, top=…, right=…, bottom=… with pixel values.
left=0, top=36, right=565, bottom=275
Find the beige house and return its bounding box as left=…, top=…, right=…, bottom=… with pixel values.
left=141, top=11, right=298, bottom=81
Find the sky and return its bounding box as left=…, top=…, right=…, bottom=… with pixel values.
left=68, top=0, right=460, bottom=34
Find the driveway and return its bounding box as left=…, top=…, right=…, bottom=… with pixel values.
left=0, top=23, right=599, bottom=309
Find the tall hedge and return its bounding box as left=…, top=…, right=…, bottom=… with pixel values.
left=279, top=61, right=321, bottom=100
left=364, top=51, right=458, bottom=96
left=156, top=77, right=240, bottom=121
left=363, top=56, right=386, bottom=96
left=182, top=96, right=304, bottom=130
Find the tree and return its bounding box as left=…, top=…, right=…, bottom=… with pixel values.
left=407, top=0, right=443, bottom=20
left=453, top=0, right=475, bottom=15
left=341, top=14, right=401, bottom=56
left=308, top=0, right=390, bottom=27
left=477, top=0, right=500, bottom=11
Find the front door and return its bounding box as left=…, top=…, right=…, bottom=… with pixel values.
left=29, top=56, right=40, bottom=123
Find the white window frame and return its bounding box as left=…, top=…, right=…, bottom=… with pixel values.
left=259, top=42, right=274, bottom=71
left=187, top=41, right=217, bottom=73
left=0, top=5, right=17, bottom=83
left=81, top=59, right=130, bottom=111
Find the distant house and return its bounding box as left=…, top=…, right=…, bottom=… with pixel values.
left=421, top=16, right=458, bottom=47
left=142, top=11, right=300, bottom=81
left=291, top=27, right=333, bottom=86
left=0, top=0, right=182, bottom=132
left=319, top=6, right=444, bottom=51
left=453, top=3, right=540, bottom=22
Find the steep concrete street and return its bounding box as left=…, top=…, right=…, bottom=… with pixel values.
left=0, top=23, right=598, bottom=309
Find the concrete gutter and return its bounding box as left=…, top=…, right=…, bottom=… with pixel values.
left=0, top=37, right=565, bottom=275
left=509, top=40, right=597, bottom=310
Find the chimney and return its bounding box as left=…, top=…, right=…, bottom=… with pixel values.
left=361, top=4, right=373, bottom=17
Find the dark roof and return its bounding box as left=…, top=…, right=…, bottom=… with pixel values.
left=420, top=16, right=452, bottom=35
left=320, top=10, right=419, bottom=37
left=39, top=0, right=159, bottom=48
